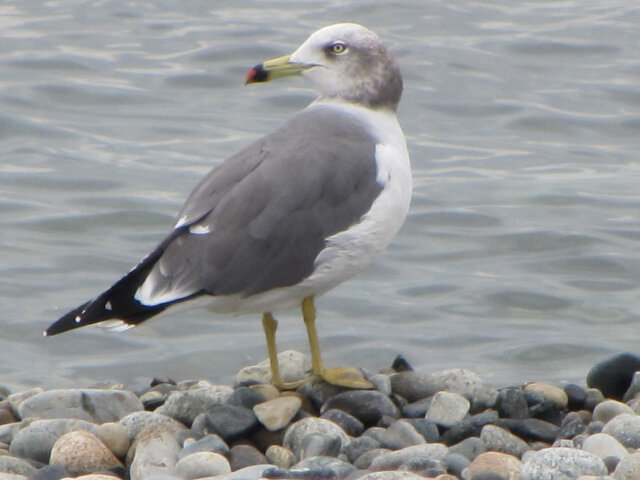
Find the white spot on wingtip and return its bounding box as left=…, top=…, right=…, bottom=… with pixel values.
left=175, top=215, right=189, bottom=229
left=189, top=223, right=211, bottom=235
left=74, top=315, right=82, bottom=323
left=105, top=301, right=113, bottom=311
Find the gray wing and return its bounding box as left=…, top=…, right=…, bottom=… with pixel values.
left=139, top=105, right=382, bottom=303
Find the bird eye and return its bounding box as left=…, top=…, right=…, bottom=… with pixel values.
left=329, top=42, right=348, bottom=55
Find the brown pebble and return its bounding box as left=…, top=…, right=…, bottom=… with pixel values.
left=50, top=430, right=123, bottom=475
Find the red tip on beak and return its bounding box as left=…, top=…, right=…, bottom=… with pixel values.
left=245, top=64, right=269, bottom=85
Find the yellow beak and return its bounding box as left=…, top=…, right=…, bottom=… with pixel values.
left=245, top=55, right=313, bottom=84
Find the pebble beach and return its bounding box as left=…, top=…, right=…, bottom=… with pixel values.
left=2, top=351, right=640, bottom=480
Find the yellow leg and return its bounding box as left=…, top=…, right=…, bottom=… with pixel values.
left=301, top=296, right=373, bottom=389
left=302, top=296, right=324, bottom=376
left=262, top=312, right=308, bottom=390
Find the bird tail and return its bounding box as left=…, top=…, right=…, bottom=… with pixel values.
left=45, top=232, right=183, bottom=337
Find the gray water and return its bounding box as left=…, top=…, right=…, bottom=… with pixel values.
left=2, top=1, right=639, bottom=391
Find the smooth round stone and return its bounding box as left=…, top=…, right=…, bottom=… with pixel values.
left=592, top=400, right=635, bottom=424
left=622, top=371, right=640, bottom=402
left=226, top=387, right=267, bottom=410
left=582, top=433, right=629, bottom=461
left=390, top=372, right=441, bottom=402
left=426, top=391, right=470, bottom=427
left=299, top=432, right=341, bottom=459
left=444, top=452, right=471, bottom=478
left=354, top=448, right=392, bottom=469
left=357, top=472, right=427, bottom=480
left=321, top=390, right=400, bottom=426
left=406, top=418, right=439, bottom=442
left=558, top=412, right=587, bottom=440
left=344, top=436, right=380, bottom=463
left=249, top=384, right=280, bottom=402
left=253, top=395, right=302, bottom=431
left=200, top=404, right=258, bottom=442
left=500, top=417, right=559, bottom=443
left=378, top=419, right=425, bottom=449
left=0, top=475, right=28, bottom=480
left=237, top=350, right=310, bottom=386
left=564, top=384, right=588, bottom=411
left=50, top=430, right=123, bottom=475
left=521, top=447, right=607, bottom=480
left=283, top=417, right=350, bottom=459
left=175, top=451, right=231, bottom=479
left=369, top=443, right=449, bottom=471
left=96, top=422, right=130, bottom=458
left=321, top=409, right=364, bottom=437
left=401, top=397, right=432, bottom=418
left=612, top=452, right=640, bottom=480
left=480, top=425, right=528, bottom=458
left=6, top=388, right=44, bottom=413
left=230, top=444, right=268, bottom=470
left=9, top=418, right=98, bottom=463
left=178, top=434, right=229, bottom=460
left=154, top=383, right=233, bottom=426
left=119, top=411, right=185, bottom=440
left=449, top=437, right=487, bottom=461
left=525, top=383, right=569, bottom=409
left=602, top=414, right=640, bottom=448
left=290, top=455, right=356, bottom=478
left=265, top=445, right=296, bottom=469
left=0, top=455, right=37, bottom=476
left=213, top=464, right=273, bottom=480
left=441, top=410, right=499, bottom=445
left=430, top=369, right=485, bottom=398
left=585, top=389, right=606, bottom=412
left=128, top=425, right=181, bottom=480
left=465, top=451, right=522, bottom=480
left=18, top=389, right=142, bottom=423
left=368, top=374, right=392, bottom=396
left=586, top=353, right=640, bottom=400
left=495, top=388, right=529, bottom=420
left=0, top=406, right=17, bottom=425
left=29, top=464, right=68, bottom=480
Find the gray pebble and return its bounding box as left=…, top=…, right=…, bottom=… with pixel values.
left=321, top=408, right=364, bottom=437
left=49, top=430, right=123, bottom=475
left=441, top=410, right=499, bottom=445
left=593, top=400, right=634, bottom=424
left=344, top=436, right=380, bottom=463
left=602, top=413, right=640, bottom=448
left=581, top=433, right=628, bottom=461
left=226, top=387, right=267, bottom=409
left=299, top=433, right=341, bottom=459
left=18, top=389, right=142, bottom=423
left=175, top=451, right=231, bottom=479
left=496, top=388, right=529, bottom=420
left=265, top=444, right=296, bottom=469
left=401, top=397, right=432, bottom=418
left=321, top=390, right=400, bottom=426
left=480, top=424, right=529, bottom=458
left=178, top=433, right=230, bottom=459
left=154, top=383, right=233, bottom=426
left=119, top=410, right=185, bottom=441
left=9, top=418, right=98, bottom=463
left=470, top=471, right=507, bottom=480
left=229, top=444, right=267, bottom=471
left=283, top=417, right=350, bottom=459
left=214, top=464, right=273, bottom=480
left=369, top=443, right=449, bottom=471
left=612, top=452, right=640, bottom=479
left=200, top=403, right=258, bottom=442
left=521, top=447, right=607, bottom=480
left=425, top=391, right=470, bottom=427
left=237, top=350, right=310, bottom=386
left=129, top=425, right=181, bottom=480
left=0, top=455, right=37, bottom=476
left=354, top=448, right=391, bottom=469
left=378, top=419, right=425, bottom=449
left=444, top=452, right=471, bottom=477
left=449, top=436, right=487, bottom=461
left=390, top=372, right=441, bottom=402
left=291, top=455, right=356, bottom=479
left=253, top=395, right=301, bottom=432
left=357, top=472, right=427, bottom=480
left=405, top=418, right=439, bottom=442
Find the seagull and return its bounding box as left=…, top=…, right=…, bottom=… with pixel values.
left=45, top=23, right=412, bottom=390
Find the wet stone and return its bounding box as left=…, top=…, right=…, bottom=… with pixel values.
left=378, top=419, right=425, bottom=449
left=229, top=444, right=267, bottom=471
left=564, top=384, right=588, bottom=411
left=321, top=390, right=399, bottom=426
left=178, top=433, right=230, bottom=459
left=441, top=410, right=499, bottom=445
left=390, top=372, right=441, bottom=403
left=154, top=383, right=233, bottom=426
left=406, top=418, right=439, bottom=442
left=586, top=352, right=640, bottom=401
left=344, top=435, right=380, bottom=463
left=495, top=388, right=528, bottom=420
left=321, top=408, right=364, bottom=437
left=500, top=417, right=559, bottom=443
left=198, top=403, right=258, bottom=442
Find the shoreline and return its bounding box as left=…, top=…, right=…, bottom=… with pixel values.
left=1, top=351, right=639, bottom=480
